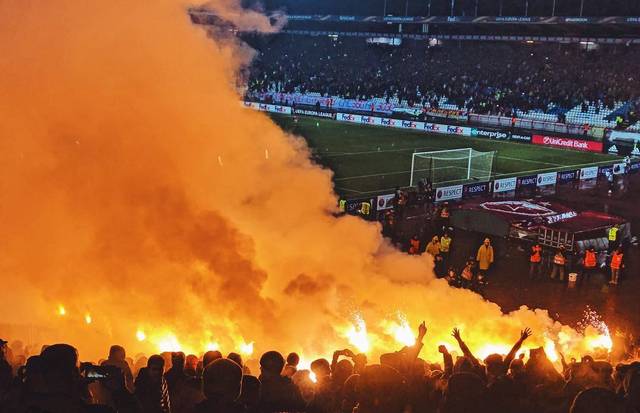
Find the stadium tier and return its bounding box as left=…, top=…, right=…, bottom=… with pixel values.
left=245, top=35, right=640, bottom=129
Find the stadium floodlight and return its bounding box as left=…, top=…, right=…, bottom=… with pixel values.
left=409, top=148, right=495, bottom=187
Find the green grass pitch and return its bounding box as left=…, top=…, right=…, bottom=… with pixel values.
left=270, top=114, right=621, bottom=198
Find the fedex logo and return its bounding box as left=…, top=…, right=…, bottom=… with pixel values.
left=274, top=105, right=286, bottom=113
left=424, top=123, right=441, bottom=132
left=381, top=118, right=396, bottom=127
left=401, top=121, right=417, bottom=129
left=259, top=104, right=268, bottom=111
left=447, top=126, right=465, bottom=135
left=340, top=114, right=356, bottom=121
left=360, top=116, right=376, bottom=124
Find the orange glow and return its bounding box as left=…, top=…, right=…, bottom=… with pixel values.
left=239, top=341, right=254, bottom=356
left=344, top=314, right=370, bottom=353
left=586, top=332, right=613, bottom=352
left=381, top=313, right=415, bottom=347
left=136, top=330, right=146, bottom=342
left=476, top=343, right=512, bottom=360
left=156, top=334, right=182, bottom=353
left=544, top=338, right=559, bottom=362
left=57, top=305, right=66, bottom=316
left=84, top=313, right=92, bottom=324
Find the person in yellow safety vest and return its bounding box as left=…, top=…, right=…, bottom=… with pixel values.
left=359, top=201, right=371, bottom=216
left=460, top=260, right=474, bottom=289
left=610, top=247, right=624, bottom=286
left=476, top=238, right=494, bottom=283
left=409, top=235, right=421, bottom=255
left=338, top=199, right=346, bottom=213
left=439, top=204, right=450, bottom=230
left=550, top=246, right=567, bottom=282
left=582, top=246, right=598, bottom=284
left=529, top=243, right=543, bottom=279
left=440, top=232, right=452, bottom=261
left=608, top=224, right=620, bottom=253
left=426, top=236, right=441, bottom=257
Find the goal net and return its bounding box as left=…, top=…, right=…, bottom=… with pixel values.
left=410, top=148, right=495, bottom=187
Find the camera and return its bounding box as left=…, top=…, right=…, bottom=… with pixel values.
left=80, top=363, right=118, bottom=382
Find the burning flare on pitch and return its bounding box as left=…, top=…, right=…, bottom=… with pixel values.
left=343, top=314, right=371, bottom=354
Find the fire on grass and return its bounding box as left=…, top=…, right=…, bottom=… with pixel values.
left=50, top=305, right=613, bottom=368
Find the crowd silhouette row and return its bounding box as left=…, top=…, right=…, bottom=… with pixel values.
left=245, top=35, right=640, bottom=119
left=1, top=323, right=640, bottom=413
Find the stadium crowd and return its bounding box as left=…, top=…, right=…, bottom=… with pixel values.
left=246, top=35, right=640, bottom=119
left=2, top=324, right=640, bottom=413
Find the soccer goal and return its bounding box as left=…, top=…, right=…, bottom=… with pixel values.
left=409, top=148, right=496, bottom=187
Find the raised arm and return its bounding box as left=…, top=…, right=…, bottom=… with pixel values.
left=557, top=348, right=569, bottom=376
left=452, top=327, right=480, bottom=367
left=332, top=348, right=358, bottom=374
left=397, top=321, right=427, bottom=364
left=439, top=345, right=454, bottom=379
left=504, top=328, right=532, bottom=368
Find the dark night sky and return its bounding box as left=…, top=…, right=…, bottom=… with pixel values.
left=242, top=0, right=640, bottom=16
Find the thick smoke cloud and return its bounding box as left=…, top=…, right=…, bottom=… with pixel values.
left=0, top=0, right=600, bottom=362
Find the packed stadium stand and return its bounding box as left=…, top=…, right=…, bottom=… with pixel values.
left=245, top=35, right=640, bottom=128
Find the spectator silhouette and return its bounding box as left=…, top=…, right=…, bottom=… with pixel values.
left=135, top=355, right=171, bottom=413
left=191, top=359, right=243, bottom=413
left=258, top=351, right=305, bottom=413
left=283, top=352, right=299, bottom=378
left=101, top=345, right=134, bottom=393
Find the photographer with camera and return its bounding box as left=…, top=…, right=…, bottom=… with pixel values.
left=82, top=363, right=141, bottom=413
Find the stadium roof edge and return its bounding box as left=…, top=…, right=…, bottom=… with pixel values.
left=188, top=9, right=640, bottom=26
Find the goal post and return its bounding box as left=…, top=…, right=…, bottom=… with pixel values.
left=409, top=148, right=495, bottom=187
